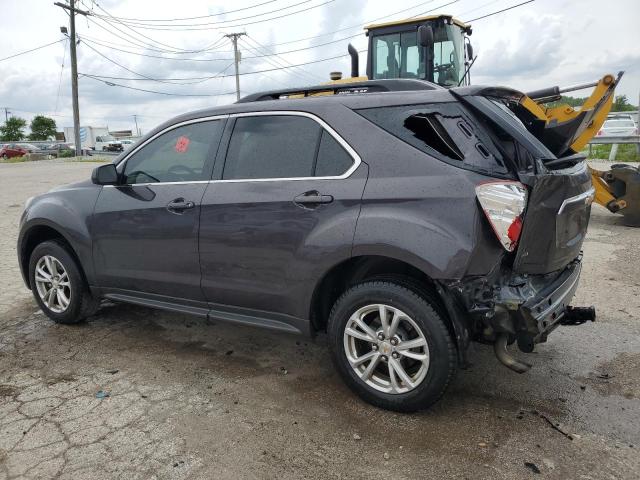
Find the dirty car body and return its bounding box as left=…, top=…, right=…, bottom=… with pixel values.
left=17, top=79, right=596, bottom=411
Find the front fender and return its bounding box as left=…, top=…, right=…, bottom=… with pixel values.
left=18, top=185, right=100, bottom=286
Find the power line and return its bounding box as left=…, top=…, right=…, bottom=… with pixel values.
left=80, top=49, right=365, bottom=82
left=77, top=1, right=459, bottom=65
left=0, top=39, right=65, bottom=62
left=96, top=0, right=314, bottom=28
left=85, top=1, right=210, bottom=53
left=228, top=0, right=447, bottom=49
left=465, top=0, right=536, bottom=22
left=81, top=74, right=238, bottom=97
left=242, top=35, right=323, bottom=83
left=93, top=0, right=337, bottom=32
left=83, top=17, right=229, bottom=55
left=81, top=40, right=236, bottom=84
left=101, top=0, right=280, bottom=22
left=79, top=0, right=446, bottom=57
left=55, top=38, right=69, bottom=114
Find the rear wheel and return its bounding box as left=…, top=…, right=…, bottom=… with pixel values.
left=1, top=154, right=7, bottom=160
left=327, top=281, right=457, bottom=412
left=28, top=240, right=99, bottom=324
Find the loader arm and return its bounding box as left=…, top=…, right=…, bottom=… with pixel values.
left=515, top=73, right=640, bottom=226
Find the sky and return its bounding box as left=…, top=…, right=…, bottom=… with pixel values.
left=0, top=0, right=638, bottom=135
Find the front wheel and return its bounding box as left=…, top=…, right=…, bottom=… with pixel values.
left=28, top=240, right=99, bottom=324
left=328, top=281, right=457, bottom=412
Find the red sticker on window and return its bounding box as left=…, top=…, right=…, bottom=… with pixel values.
left=175, top=136, right=190, bottom=153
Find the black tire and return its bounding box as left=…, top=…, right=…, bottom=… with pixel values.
left=28, top=240, right=99, bottom=324
left=1, top=154, right=7, bottom=160
left=327, top=281, right=457, bottom=412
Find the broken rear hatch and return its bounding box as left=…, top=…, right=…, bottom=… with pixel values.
left=453, top=88, right=595, bottom=275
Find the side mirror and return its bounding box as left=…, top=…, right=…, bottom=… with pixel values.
left=418, top=25, right=434, bottom=47
left=92, top=163, right=119, bottom=185
left=466, top=42, right=474, bottom=61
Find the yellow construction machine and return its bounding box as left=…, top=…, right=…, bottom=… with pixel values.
left=321, top=15, right=640, bottom=226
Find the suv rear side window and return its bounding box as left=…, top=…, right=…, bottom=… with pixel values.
left=123, top=120, right=223, bottom=184
left=223, top=116, right=321, bottom=180
left=222, top=115, right=356, bottom=180
left=357, top=103, right=509, bottom=175
left=315, top=130, right=354, bottom=177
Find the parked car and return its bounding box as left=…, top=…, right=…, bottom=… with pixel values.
left=40, top=143, right=75, bottom=158
left=598, top=118, right=638, bottom=136
left=119, top=139, right=137, bottom=150
left=16, top=143, right=38, bottom=152
left=1, top=143, right=29, bottom=159
left=94, top=135, right=123, bottom=152
left=18, top=80, right=596, bottom=412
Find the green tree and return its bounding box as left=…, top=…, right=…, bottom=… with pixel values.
left=0, top=117, right=27, bottom=141
left=545, top=95, right=587, bottom=108
left=28, top=115, right=57, bottom=140
left=611, top=94, right=636, bottom=112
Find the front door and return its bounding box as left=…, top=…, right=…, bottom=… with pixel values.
left=92, top=118, right=225, bottom=302
left=199, top=113, right=366, bottom=320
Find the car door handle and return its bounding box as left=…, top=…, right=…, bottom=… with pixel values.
left=167, top=198, right=195, bottom=213
left=294, top=191, right=334, bottom=207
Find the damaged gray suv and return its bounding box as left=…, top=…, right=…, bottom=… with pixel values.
left=18, top=80, right=596, bottom=412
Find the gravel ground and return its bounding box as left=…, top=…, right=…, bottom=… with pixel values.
left=0, top=160, right=639, bottom=479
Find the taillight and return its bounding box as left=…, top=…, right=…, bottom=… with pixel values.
left=475, top=181, right=528, bottom=252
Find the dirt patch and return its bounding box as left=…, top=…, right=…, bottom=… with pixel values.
left=0, top=384, right=19, bottom=397
left=579, top=353, right=640, bottom=399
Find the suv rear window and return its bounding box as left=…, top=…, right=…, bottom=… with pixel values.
left=356, top=103, right=509, bottom=175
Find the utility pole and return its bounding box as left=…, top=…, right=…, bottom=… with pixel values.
left=3, top=108, right=10, bottom=122
left=133, top=115, right=139, bottom=136
left=225, top=33, right=246, bottom=101
left=54, top=1, right=89, bottom=153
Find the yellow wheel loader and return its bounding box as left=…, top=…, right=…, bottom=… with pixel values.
left=320, top=15, right=640, bottom=226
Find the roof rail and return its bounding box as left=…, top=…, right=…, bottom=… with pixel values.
left=237, top=79, right=441, bottom=103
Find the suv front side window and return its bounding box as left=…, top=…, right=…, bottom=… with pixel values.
left=122, top=120, right=223, bottom=184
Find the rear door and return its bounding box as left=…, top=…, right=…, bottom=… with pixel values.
left=199, top=112, right=367, bottom=320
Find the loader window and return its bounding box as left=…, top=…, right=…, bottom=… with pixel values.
left=372, top=32, right=423, bottom=79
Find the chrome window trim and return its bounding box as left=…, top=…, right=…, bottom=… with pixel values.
left=557, top=186, right=595, bottom=215
left=109, top=110, right=361, bottom=188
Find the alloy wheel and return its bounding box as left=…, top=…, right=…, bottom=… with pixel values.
left=343, top=304, right=430, bottom=394
left=34, top=255, right=71, bottom=313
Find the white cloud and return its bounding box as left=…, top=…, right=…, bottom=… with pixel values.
left=0, top=0, right=638, bottom=134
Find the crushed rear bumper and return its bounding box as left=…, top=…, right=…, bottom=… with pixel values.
left=514, top=257, right=588, bottom=351
left=445, top=255, right=594, bottom=354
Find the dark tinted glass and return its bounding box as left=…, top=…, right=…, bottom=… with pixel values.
left=223, top=116, right=321, bottom=180
left=123, top=120, right=223, bottom=184
left=357, top=103, right=509, bottom=174
left=314, top=131, right=353, bottom=177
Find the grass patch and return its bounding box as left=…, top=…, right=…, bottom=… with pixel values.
left=61, top=156, right=110, bottom=163
left=0, top=156, right=27, bottom=163
left=584, top=144, right=639, bottom=162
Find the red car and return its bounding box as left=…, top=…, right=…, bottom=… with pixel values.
left=0, top=143, right=29, bottom=159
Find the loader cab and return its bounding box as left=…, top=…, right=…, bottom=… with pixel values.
left=365, top=15, right=473, bottom=87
